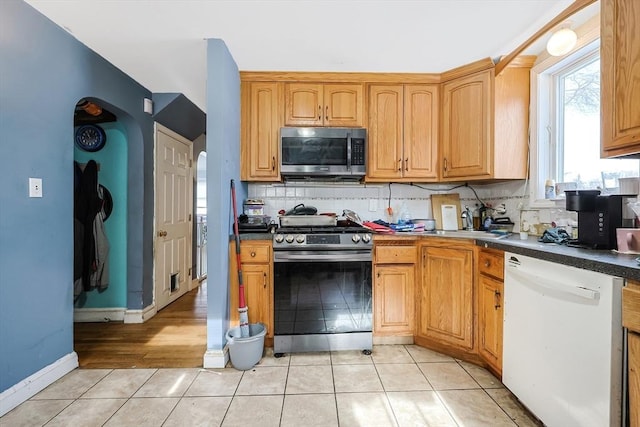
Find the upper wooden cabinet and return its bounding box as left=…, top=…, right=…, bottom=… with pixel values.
left=601, top=0, right=640, bottom=157
left=285, top=83, right=364, bottom=127
left=240, top=81, right=283, bottom=181
left=367, top=84, right=439, bottom=181
left=440, top=58, right=532, bottom=181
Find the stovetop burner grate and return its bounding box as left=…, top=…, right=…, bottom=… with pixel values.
left=276, top=226, right=367, bottom=234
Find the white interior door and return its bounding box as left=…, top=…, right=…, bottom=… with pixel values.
left=154, top=124, right=193, bottom=311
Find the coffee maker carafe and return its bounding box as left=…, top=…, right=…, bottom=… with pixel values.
left=565, top=190, right=630, bottom=249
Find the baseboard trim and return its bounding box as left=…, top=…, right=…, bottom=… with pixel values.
left=73, top=308, right=125, bottom=323
left=373, top=335, right=414, bottom=345
left=203, top=345, right=229, bottom=369
left=0, top=352, right=78, bottom=417
left=124, top=303, right=157, bottom=324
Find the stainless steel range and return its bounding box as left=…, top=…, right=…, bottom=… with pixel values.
left=273, top=224, right=373, bottom=355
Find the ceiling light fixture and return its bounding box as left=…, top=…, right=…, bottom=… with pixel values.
left=546, top=21, right=577, bottom=56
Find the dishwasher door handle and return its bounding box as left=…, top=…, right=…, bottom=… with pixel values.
left=506, top=267, right=600, bottom=301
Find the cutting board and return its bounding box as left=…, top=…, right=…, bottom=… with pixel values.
left=431, top=193, right=463, bottom=230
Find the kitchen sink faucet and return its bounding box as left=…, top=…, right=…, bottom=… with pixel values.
left=461, top=206, right=473, bottom=231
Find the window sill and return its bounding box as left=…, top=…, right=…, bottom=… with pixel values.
left=528, top=198, right=566, bottom=209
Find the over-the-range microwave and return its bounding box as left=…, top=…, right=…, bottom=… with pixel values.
left=280, top=127, right=366, bottom=180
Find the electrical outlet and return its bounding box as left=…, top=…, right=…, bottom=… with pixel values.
left=29, top=178, right=42, bottom=198
left=369, top=199, right=378, bottom=212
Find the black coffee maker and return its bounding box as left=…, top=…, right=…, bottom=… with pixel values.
left=565, top=190, right=631, bottom=249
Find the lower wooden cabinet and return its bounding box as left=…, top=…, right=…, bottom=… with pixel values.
left=374, top=265, right=415, bottom=335
left=373, top=242, right=417, bottom=336
left=623, top=280, right=640, bottom=427
left=629, top=332, right=640, bottom=427
left=477, top=247, right=504, bottom=376
left=417, top=242, right=474, bottom=351
left=229, top=240, right=274, bottom=342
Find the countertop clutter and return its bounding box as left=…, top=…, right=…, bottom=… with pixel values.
left=238, top=230, right=640, bottom=280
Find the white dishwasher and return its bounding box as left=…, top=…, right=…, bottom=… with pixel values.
left=503, top=252, right=624, bottom=427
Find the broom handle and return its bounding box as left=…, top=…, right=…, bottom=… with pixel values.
left=231, top=180, right=247, bottom=308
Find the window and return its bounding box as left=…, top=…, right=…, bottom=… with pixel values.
left=530, top=32, right=638, bottom=206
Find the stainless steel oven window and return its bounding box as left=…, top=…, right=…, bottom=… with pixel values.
left=273, top=260, right=372, bottom=336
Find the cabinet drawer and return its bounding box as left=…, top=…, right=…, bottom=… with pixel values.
left=240, top=243, right=270, bottom=263
left=375, top=245, right=417, bottom=264
left=623, top=286, right=640, bottom=333
left=478, top=249, right=504, bottom=280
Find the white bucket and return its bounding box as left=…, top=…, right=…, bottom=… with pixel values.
left=225, top=323, right=266, bottom=370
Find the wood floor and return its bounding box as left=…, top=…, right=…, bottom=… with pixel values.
left=74, top=281, right=207, bottom=369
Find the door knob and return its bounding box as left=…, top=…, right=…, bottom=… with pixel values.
left=158, top=230, right=168, bottom=237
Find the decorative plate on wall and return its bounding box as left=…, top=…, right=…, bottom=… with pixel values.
left=75, top=124, right=106, bottom=152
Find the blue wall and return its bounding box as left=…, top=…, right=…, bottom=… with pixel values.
left=206, top=39, right=245, bottom=350
left=74, top=123, right=128, bottom=308
left=0, top=0, right=155, bottom=392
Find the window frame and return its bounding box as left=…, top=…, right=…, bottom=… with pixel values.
left=528, top=19, right=600, bottom=208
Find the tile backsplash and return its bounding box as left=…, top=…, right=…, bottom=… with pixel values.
left=248, top=180, right=534, bottom=231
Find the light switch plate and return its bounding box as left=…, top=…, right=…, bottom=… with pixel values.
left=29, top=178, right=42, bottom=198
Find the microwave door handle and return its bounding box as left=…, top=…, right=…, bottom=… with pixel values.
left=347, top=132, right=351, bottom=171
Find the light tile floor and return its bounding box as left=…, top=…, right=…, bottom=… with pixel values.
left=1, top=345, right=542, bottom=427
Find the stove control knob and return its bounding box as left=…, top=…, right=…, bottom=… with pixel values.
left=285, top=234, right=295, bottom=243
left=352, top=234, right=361, bottom=243
left=361, top=234, right=371, bottom=243
left=296, top=234, right=305, bottom=243
left=274, top=234, right=284, bottom=243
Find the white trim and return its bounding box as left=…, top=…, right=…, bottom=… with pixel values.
left=203, top=346, right=229, bottom=369
left=0, top=352, right=78, bottom=417
left=528, top=15, right=601, bottom=208
left=124, top=303, right=157, bottom=324
left=73, top=308, right=125, bottom=323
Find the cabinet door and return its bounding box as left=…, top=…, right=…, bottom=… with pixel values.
left=374, top=265, right=415, bottom=335
left=601, top=0, right=640, bottom=157
left=229, top=242, right=273, bottom=338
left=242, top=264, right=271, bottom=335
left=242, top=82, right=282, bottom=180
left=419, top=246, right=473, bottom=349
left=323, top=84, right=364, bottom=126
left=630, top=332, right=640, bottom=427
left=285, top=83, right=323, bottom=126
left=441, top=70, right=492, bottom=179
left=478, top=274, right=503, bottom=374
left=367, top=85, right=404, bottom=180
left=404, top=85, right=439, bottom=180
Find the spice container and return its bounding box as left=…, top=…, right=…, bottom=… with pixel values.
left=243, top=199, right=265, bottom=216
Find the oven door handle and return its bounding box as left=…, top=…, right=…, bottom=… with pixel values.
left=274, top=251, right=371, bottom=263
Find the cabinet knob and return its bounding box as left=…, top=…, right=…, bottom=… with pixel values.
left=494, top=289, right=501, bottom=309
left=398, top=159, right=402, bottom=172
left=485, top=260, right=491, bottom=267
left=250, top=251, right=256, bottom=257
left=263, top=272, right=267, bottom=288
left=325, top=105, right=329, bottom=121
left=404, top=158, right=408, bottom=171
left=271, top=156, right=275, bottom=171
left=443, top=158, right=448, bottom=172
left=318, top=105, right=321, bottom=121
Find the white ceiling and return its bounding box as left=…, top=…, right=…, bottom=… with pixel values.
left=25, top=0, right=591, bottom=113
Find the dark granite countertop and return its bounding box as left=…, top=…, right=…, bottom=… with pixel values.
left=234, top=231, right=640, bottom=281
left=478, top=234, right=640, bottom=281
left=235, top=232, right=275, bottom=241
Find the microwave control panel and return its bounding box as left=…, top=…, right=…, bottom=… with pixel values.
left=352, top=139, right=365, bottom=165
